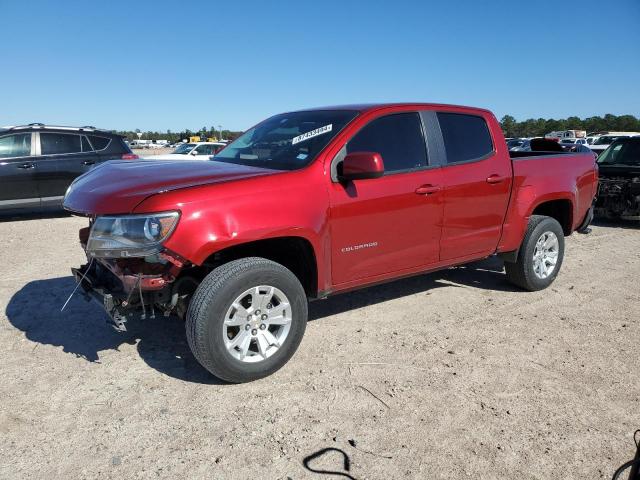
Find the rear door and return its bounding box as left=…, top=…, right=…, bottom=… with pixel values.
left=0, top=132, right=39, bottom=209
left=35, top=132, right=99, bottom=205
left=328, top=112, right=444, bottom=285
left=435, top=112, right=512, bottom=261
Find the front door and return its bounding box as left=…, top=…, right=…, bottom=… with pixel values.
left=0, top=132, right=40, bottom=209
left=328, top=112, right=444, bottom=285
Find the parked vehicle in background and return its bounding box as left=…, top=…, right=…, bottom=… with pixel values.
left=130, top=139, right=157, bottom=149
left=545, top=130, right=587, bottom=141
left=559, top=138, right=589, bottom=146
left=0, top=124, right=136, bottom=212
left=510, top=139, right=531, bottom=152
left=150, top=141, right=227, bottom=160
left=63, top=103, right=598, bottom=383
left=595, top=137, right=640, bottom=218
left=589, top=133, right=640, bottom=155
left=506, top=138, right=526, bottom=150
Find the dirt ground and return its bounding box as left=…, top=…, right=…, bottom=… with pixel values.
left=0, top=214, right=638, bottom=479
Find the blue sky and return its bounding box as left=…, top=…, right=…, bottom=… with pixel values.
left=1, top=0, right=639, bottom=132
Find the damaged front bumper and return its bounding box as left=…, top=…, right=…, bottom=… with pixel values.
left=596, top=175, right=640, bottom=218
left=71, top=255, right=189, bottom=332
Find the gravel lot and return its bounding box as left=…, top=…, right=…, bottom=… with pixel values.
left=0, top=214, right=638, bottom=479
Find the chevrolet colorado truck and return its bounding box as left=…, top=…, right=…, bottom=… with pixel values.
left=63, top=103, right=598, bottom=383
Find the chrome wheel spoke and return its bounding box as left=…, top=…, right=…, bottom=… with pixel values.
left=256, top=333, right=270, bottom=359
left=262, top=329, right=280, bottom=348
left=268, top=314, right=291, bottom=326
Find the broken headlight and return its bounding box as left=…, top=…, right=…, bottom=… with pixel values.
left=86, top=211, right=180, bottom=258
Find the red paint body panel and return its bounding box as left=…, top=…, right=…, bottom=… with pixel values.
left=64, top=103, right=598, bottom=297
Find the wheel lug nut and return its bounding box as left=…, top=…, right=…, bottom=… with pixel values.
left=259, top=324, right=266, bottom=330
left=255, top=310, right=261, bottom=315
left=261, top=314, right=268, bottom=320
left=245, top=324, right=250, bottom=331
left=246, top=315, right=252, bottom=321
left=251, top=329, right=257, bottom=335
left=266, top=303, right=272, bottom=309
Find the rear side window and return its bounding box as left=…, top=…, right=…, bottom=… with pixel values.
left=347, top=113, right=427, bottom=173
left=41, top=133, right=82, bottom=155
left=437, top=113, right=493, bottom=164
left=0, top=133, right=31, bottom=158
left=81, top=136, right=93, bottom=152
left=87, top=135, right=110, bottom=150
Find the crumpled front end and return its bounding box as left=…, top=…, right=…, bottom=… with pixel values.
left=596, top=176, right=640, bottom=218
left=72, top=224, right=197, bottom=331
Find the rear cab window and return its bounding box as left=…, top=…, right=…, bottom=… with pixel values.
left=437, top=112, right=494, bottom=164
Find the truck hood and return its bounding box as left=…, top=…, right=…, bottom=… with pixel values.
left=63, top=159, right=276, bottom=215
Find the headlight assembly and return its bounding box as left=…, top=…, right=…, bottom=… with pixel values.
left=86, top=211, right=180, bottom=258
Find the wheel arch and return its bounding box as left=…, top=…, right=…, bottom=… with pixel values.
left=200, top=236, right=319, bottom=298
left=529, top=197, right=574, bottom=235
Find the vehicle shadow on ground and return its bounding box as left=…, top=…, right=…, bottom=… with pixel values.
left=309, top=256, right=514, bottom=320
left=5, top=258, right=511, bottom=384
left=592, top=217, right=639, bottom=230
left=4, top=276, right=223, bottom=385
left=0, top=208, right=69, bottom=223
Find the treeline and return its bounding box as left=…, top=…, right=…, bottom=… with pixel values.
left=500, top=114, right=640, bottom=138
left=115, top=127, right=243, bottom=143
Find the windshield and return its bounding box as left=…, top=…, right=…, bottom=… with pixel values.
left=597, top=140, right=640, bottom=166
left=173, top=143, right=196, bottom=154
left=212, top=110, right=359, bottom=170
left=593, top=136, right=624, bottom=145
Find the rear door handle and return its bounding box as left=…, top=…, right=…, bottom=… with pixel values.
left=486, top=174, right=506, bottom=184
left=17, top=163, right=35, bottom=169
left=415, top=184, right=441, bottom=195
left=83, top=160, right=95, bottom=165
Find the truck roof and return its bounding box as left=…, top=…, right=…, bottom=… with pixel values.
left=294, top=102, right=493, bottom=115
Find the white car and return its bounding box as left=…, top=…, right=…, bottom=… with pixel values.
left=149, top=142, right=227, bottom=160
left=559, top=138, right=589, bottom=146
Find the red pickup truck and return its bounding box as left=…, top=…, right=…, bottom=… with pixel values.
left=63, top=103, right=598, bottom=383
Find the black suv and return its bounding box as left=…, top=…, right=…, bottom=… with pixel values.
left=0, top=123, right=137, bottom=212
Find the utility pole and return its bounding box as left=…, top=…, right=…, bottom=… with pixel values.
left=218, top=124, right=223, bottom=140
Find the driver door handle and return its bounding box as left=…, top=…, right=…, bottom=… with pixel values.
left=415, top=184, right=441, bottom=195
left=486, top=174, right=506, bottom=184
left=17, top=162, right=35, bottom=169
left=83, top=160, right=95, bottom=165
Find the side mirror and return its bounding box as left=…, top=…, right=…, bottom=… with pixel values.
left=339, top=151, right=384, bottom=181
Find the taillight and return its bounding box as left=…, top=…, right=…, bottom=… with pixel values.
left=121, top=153, right=139, bottom=160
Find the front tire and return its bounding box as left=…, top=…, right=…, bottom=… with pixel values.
left=505, top=215, right=565, bottom=291
left=186, top=257, right=308, bottom=383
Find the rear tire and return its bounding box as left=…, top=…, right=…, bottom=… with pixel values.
left=505, top=215, right=565, bottom=291
left=186, top=257, right=308, bottom=383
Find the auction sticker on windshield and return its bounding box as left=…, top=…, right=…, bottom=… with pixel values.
left=291, top=124, right=333, bottom=145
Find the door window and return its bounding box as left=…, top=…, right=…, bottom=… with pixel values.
left=0, top=133, right=31, bottom=158
left=347, top=113, right=428, bottom=173
left=81, top=136, right=93, bottom=152
left=41, top=133, right=82, bottom=155
left=437, top=113, right=494, bottom=164
left=196, top=145, right=212, bottom=155
left=87, top=135, right=110, bottom=151
left=194, top=144, right=214, bottom=155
